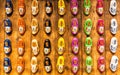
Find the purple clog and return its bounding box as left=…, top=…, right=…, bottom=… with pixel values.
left=70, top=0, right=78, bottom=15
left=71, top=56, right=79, bottom=74
left=71, top=18, right=78, bottom=35
left=72, top=37, right=79, bottom=54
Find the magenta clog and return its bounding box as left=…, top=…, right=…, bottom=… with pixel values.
left=71, top=18, right=78, bottom=35
left=72, top=37, right=79, bottom=54
left=70, top=0, right=78, bottom=15
left=71, top=56, right=79, bottom=74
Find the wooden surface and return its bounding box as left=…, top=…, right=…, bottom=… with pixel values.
left=0, top=0, right=120, bottom=75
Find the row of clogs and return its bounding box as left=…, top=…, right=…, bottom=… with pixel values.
left=5, top=0, right=52, bottom=16
left=5, top=0, right=117, bottom=16
left=3, top=56, right=52, bottom=74
left=3, top=53, right=119, bottom=74
left=4, top=0, right=13, bottom=74
left=17, top=0, right=26, bottom=74
left=97, top=20, right=105, bottom=73
left=96, top=0, right=105, bottom=73
left=70, top=0, right=79, bottom=74
left=109, top=0, right=119, bottom=73
left=57, top=0, right=65, bottom=74
left=43, top=0, right=53, bottom=73
left=4, top=17, right=80, bottom=36
left=31, top=0, right=39, bottom=73
left=4, top=18, right=53, bottom=35
left=84, top=19, right=93, bottom=73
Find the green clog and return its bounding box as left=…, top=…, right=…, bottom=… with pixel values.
left=86, top=56, right=92, bottom=73
left=84, top=0, right=91, bottom=15
left=84, top=19, right=92, bottom=35
left=85, top=37, right=92, bottom=54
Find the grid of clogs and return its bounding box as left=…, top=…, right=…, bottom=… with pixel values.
left=0, top=0, right=120, bottom=75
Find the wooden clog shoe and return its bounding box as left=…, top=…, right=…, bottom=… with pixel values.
left=18, top=0, right=26, bottom=16
left=58, top=0, right=66, bottom=16
left=85, top=37, right=92, bottom=55
left=84, top=19, right=92, bottom=36
left=71, top=18, right=78, bottom=35
left=58, top=37, right=65, bottom=55
left=44, top=39, right=51, bottom=55
left=4, top=57, right=12, bottom=73
left=31, top=39, right=39, bottom=56
left=86, top=56, right=92, bottom=73
left=110, top=37, right=118, bottom=53
left=83, top=0, right=91, bottom=15
left=31, top=56, right=38, bottom=73
left=4, top=39, right=12, bottom=55
left=18, top=18, right=26, bottom=35
left=96, top=0, right=104, bottom=16
left=17, top=38, right=25, bottom=56
left=110, top=18, right=118, bottom=35
left=57, top=56, right=64, bottom=73
left=31, top=18, right=39, bottom=35
left=17, top=57, right=25, bottom=73
left=44, top=19, right=52, bottom=34
left=98, top=56, right=105, bottom=73
left=70, top=0, right=78, bottom=15
left=58, top=18, right=65, bottom=35
left=97, top=37, right=105, bottom=54
left=44, top=57, right=52, bottom=73
left=45, top=0, right=53, bottom=15
left=110, top=55, right=119, bottom=72
left=4, top=18, right=12, bottom=34
left=71, top=37, right=79, bottom=54
left=71, top=56, right=79, bottom=74
left=5, top=0, right=13, bottom=15
left=32, top=0, right=39, bottom=16
left=97, top=19, right=104, bottom=35
left=109, top=0, right=117, bottom=16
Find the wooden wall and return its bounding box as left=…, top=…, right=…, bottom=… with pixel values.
left=0, top=0, right=120, bottom=75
